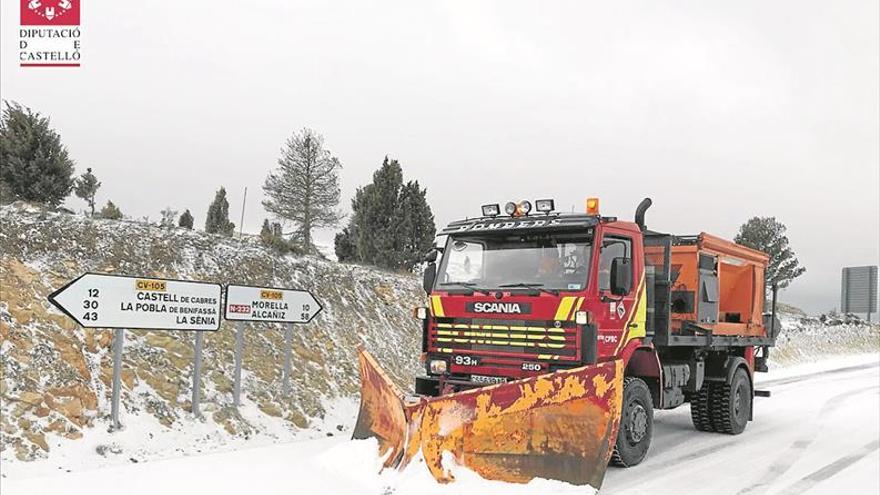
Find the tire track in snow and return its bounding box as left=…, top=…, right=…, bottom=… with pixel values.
left=757, top=362, right=878, bottom=389
left=775, top=439, right=880, bottom=495
left=735, top=385, right=879, bottom=494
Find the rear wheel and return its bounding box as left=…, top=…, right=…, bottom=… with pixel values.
left=711, top=367, right=751, bottom=434
left=611, top=377, right=653, bottom=467
left=690, top=383, right=715, bottom=432
left=690, top=367, right=752, bottom=434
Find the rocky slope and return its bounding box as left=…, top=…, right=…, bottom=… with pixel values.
left=1, top=203, right=423, bottom=463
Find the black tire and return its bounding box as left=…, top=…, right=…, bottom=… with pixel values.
left=611, top=377, right=653, bottom=467
left=711, top=367, right=751, bottom=434
left=690, top=382, right=716, bottom=432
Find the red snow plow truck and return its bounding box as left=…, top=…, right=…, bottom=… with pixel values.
left=354, top=197, right=779, bottom=491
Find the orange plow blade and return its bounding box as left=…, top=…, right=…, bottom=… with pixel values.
left=352, top=346, right=624, bottom=490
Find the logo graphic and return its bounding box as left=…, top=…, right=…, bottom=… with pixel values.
left=467, top=302, right=531, bottom=314
left=19, top=0, right=82, bottom=67
left=21, top=0, right=80, bottom=25
left=616, top=303, right=626, bottom=319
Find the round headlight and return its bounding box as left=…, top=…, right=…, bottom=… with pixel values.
left=429, top=359, right=448, bottom=374
left=504, top=202, right=517, bottom=216
left=519, top=200, right=532, bottom=214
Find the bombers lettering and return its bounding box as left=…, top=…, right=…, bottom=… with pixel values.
left=451, top=218, right=562, bottom=233
left=469, top=302, right=531, bottom=314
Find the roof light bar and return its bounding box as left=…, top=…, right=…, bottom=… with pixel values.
left=481, top=204, right=500, bottom=217
left=535, top=199, right=555, bottom=213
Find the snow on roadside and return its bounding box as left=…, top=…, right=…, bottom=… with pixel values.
left=0, top=395, right=357, bottom=481
left=6, top=352, right=879, bottom=495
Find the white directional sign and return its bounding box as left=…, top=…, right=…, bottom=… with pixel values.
left=48, top=273, right=222, bottom=330
left=224, top=285, right=322, bottom=323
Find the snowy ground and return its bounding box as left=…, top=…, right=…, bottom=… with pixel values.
left=2, top=353, right=878, bottom=495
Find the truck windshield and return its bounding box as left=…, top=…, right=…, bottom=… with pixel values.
left=435, top=231, right=593, bottom=292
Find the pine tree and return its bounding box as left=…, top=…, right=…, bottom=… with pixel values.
left=0, top=102, right=75, bottom=206
left=396, top=180, right=436, bottom=269
left=99, top=200, right=123, bottom=220
left=735, top=217, right=806, bottom=290
left=73, top=167, right=101, bottom=216
left=260, top=219, right=273, bottom=242
left=260, top=218, right=292, bottom=253
left=205, top=187, right=235, bottom=236
left=356, top=157, right=403, bottom=266
left=159, top=207, right=178, bottom=229
left=337, top=157, right=436, bottom=270
left=178, top=209, right=194, bottom=229
left=263, top=128, right=342, bottom=252
left=334, top=226, right=357, bottom=262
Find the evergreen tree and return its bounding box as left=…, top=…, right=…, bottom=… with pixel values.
left=337, top=157, right=436, bottom=270
left=260, top=218, right=292, bottom=253
left=260, top=218, right=273, bottom=242
left=73, top=167, right=101, bottom=216
left=205, top=187, right=235, bottom=236
left=160, top=207, right=178, bottom=229
left=0, top=102, right=75, bottom=206
left=334, top=225, right=358, bottom=262
left=178, top=209, right=194, bottom=229
left=396, top=180, right=436, bottom=269
left=263, top=128, right=342, bottom=252
left=99, top=200, right=123, bottom=220
left=735, top=217, right=806, bottom=290
left=356, top=157, right=403, bottom=266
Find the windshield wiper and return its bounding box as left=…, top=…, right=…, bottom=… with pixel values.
left=497, top=282, right=559, bottom=296
left=439, top=282, right=490, bottom=295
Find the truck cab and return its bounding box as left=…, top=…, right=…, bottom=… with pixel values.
left=416, top=199, right=650, bottom=395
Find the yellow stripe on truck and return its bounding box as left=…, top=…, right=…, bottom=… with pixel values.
left=554, top=296, right=577, bottom=321
left=430, top=295, right=445, bottom=317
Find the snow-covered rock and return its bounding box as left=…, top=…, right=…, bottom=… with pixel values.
left=0, top=203, right=422, bottom=464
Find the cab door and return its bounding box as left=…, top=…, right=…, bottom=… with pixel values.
left=594, top=227, right=644, bottom=358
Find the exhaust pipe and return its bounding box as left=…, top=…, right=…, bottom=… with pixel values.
left=635, top=197, right=652, bottom=231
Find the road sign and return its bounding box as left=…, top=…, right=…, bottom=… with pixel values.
left=224, top=285, right=322, bottom=323
left=48, top=273, right=222, bottom=330
left=841, top=266, right=878, bottom=319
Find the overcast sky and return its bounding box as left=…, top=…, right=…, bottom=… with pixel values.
left=2, top=1, right=878, bottom=314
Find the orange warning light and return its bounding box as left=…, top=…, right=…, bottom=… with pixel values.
left=586, top=197, right=600, bottom=216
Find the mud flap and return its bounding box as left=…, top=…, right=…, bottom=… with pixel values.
left=353, top=346, right=624, bottom=490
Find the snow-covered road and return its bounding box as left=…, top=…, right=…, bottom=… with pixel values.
left=3, top=355, right=878, bottom=495
left=603, top=356, right=880, bottom=494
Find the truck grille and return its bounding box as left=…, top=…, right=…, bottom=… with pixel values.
left=429, top=318, right=580, bottom=361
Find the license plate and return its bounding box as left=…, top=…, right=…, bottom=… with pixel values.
left=471, top=374, right=507, bottom=385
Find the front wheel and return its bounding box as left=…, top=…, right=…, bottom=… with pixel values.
left=611, top=377, right=653, bottom=467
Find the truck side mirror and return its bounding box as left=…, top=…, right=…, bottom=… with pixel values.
left=610, top=257, right=632, bottom=296
left=423, top=249, right=438, bottom=263
left=423, top=262, right=437, bottom=294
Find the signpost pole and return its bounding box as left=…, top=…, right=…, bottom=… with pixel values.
left=282, top=324, right=293, bottom=396
left=233, top=322, right=244, bottom=407
left=192, top=331, right=204, bottom=418
left=110, top=328, right=124, bottom=431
